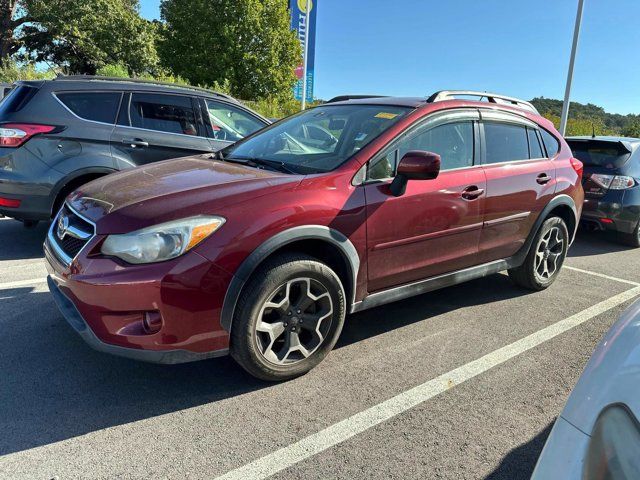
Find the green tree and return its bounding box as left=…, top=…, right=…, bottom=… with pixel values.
left=159, top=0, right=300, bottom=101
left=18, top=0, right=159, bottom=75
left=623, top=119, right=640, bottom=138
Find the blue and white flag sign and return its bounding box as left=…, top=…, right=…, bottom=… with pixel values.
left=290, top=0, right=317, bottom=102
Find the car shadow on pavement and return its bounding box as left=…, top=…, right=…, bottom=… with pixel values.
left=484, top=421, right=553, bottom=479
left=569, top=229, right=636, bottom=258
left=0, top=218, right=50, bottom=261
left=1, top=272, right=535, bottom=457
left=0, top=289, right=266, bottom=456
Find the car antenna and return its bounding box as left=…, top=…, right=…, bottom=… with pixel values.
left=592, top=123, right=596, bottom=139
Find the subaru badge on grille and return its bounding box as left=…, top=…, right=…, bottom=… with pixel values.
left=57, top=214, right=69, bottom=240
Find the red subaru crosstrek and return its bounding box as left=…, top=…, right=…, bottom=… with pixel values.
left=45, top=91, right=584, bottom=381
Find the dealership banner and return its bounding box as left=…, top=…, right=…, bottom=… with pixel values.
left=290, top=0, right=317, bottom=103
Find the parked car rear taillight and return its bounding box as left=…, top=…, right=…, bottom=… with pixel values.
left=0, top=123, right=56, bottom=147
left=590, top=174, right=636, bottom=190
left=570, top=157, right=584, bottom=178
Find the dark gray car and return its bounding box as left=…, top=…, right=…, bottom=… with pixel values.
left=0, top=76, right=269, bottom=225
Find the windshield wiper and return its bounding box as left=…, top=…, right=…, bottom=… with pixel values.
left=225, top=156, right=299, bottom=175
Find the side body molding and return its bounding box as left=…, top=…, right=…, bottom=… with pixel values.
left=220, top=225, right=360, bottom=332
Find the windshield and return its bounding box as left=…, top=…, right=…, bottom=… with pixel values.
left=568, top=141, right=631, bottom=169
left=222, top=104, right=412, bottom=174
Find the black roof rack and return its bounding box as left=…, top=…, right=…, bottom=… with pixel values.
left=426, top=90, right=539, bottom=114
left=53, top=74, right=236, bottom=101
left=326, top=95, right=387, bottom=103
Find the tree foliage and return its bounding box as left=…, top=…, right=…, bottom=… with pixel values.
left=531, top=97, right=640, bottom=137
left=16, top=0, right=159, bottom=75
left=159, top=0, right=300, bottom=101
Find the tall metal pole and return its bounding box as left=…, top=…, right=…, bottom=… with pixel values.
left=560, top=0, right=585, bottom=136
left=300, top=0, right=311, bottom=110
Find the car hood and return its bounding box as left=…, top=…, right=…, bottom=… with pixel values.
left=560, top=298, right=640, bottom=434
left=67, top=156, right=300, bottom=234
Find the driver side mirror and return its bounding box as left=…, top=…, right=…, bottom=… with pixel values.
left=390, top=150, right=441, bottom=197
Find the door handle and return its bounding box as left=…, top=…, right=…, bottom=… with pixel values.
left=461, top=185, right=485, bottom=200
left=536, top=173, right=552, bottom=185
left=122, top=138, right=149, bottom=148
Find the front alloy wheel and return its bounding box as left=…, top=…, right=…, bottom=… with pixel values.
left=255, top=278, right=333, bottom=365
left=231, top=253, right=346, bottom=381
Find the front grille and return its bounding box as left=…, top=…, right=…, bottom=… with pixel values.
left=49, top=204, right=95, bottom=263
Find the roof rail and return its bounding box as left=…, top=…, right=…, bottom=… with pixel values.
left=426, top=90, right=539, bottom=114
left=326, top=95, right=387, bottom=103
left=53, top=74, right=236, bottom=102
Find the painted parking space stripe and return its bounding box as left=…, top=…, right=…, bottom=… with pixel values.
left=216, top=285, right=640, bottom=480
left=564, top=265, right=640, bottom=286
left=0, top=278, right=47, bottom=290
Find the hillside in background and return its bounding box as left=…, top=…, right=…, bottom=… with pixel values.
left=531, top=97, right=640, bottom=138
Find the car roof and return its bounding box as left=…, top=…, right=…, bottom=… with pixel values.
left=18, top=76, right=239, bottom=103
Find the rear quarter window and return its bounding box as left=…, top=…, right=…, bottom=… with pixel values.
left=540, top=129, right=560, bottom=157
left=0, top=85, right=38, bottom=114
left=56, top=92, right=122, bottom=124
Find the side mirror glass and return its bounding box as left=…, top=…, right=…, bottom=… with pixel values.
left=390, top=150, right=441, bottom=196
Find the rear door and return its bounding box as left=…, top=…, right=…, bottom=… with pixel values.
left=110, top=91, right=213, bottom=168
left=477, top=111, right=556, bottom=263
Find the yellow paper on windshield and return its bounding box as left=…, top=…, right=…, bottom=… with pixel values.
left=375, top=112, right=399, bottom=120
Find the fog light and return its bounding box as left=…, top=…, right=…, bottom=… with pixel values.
left=142, top=311, right=162, bottom=334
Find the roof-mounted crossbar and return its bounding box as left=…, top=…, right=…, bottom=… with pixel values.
left=326, top=95, right=387, bottom=103
left=427, top=90, right=539, bottom=114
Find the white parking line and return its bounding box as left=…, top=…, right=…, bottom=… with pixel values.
left=564, top=265, right=640, bottom=286
left=216, top=285, right=640, bottom=480
left=0, top=278, right=47, bottom=290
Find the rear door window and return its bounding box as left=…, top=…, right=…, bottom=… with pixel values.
left=56, top=91, right=122, bottom=124
left=129, top=93, right=199, bottom=136
left=483, top=122, right=529, bottom=164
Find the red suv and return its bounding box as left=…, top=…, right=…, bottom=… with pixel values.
left=45, top=91, right=584, bottom=381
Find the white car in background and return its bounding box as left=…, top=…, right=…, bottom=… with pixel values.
left=532, top=299, right=640, bottom=479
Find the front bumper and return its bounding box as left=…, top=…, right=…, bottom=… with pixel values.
left=47, top=276, right=227, bottom=364
left=581, top=196, right=639, bottom=234
left=45, top=233, right=233, bottom=363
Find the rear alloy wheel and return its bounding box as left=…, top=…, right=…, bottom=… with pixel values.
left=231, top=253, right=345, bottom=381
left=508, top=216, right=569, bottom=291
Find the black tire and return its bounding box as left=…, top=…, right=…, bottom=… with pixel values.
left=230, top=253, right=346, bottom=381
left=508, top=216, right=569, bottom=291
left=618, top=220, right=640, bottom=248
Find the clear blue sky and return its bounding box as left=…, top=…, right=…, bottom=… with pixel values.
left=140, top=0, right=640, bottom=115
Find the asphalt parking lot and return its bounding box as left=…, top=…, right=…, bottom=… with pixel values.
left=1, top=216, right=640, bottom=480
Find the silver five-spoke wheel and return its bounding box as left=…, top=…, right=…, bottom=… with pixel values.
left=255, top=277, right=333, bottom=365
left=534, top=226, right=564, bottom=279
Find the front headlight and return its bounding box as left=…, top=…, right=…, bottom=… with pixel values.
left=101, top=216, right=225, bottom=264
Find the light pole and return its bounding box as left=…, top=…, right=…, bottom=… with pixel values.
left=300, top=0, right=311, bottom=110
left=559, top=0, right=585, bottom=136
